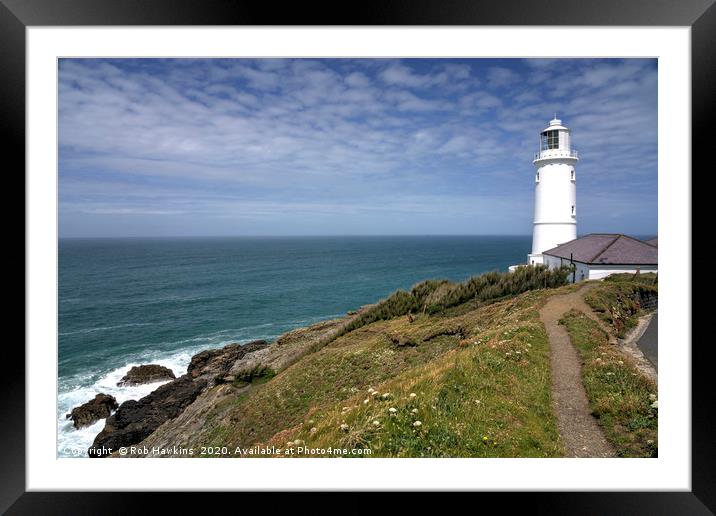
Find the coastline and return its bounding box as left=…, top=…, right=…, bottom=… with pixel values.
left=62, top=270, right=658, bottom=459
left=77, top=313, right=356, bottom=458
left=58, top=313, right=352, bottom=458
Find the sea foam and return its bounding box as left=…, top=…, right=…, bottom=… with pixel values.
left=57, top=346, right=202, bottom=458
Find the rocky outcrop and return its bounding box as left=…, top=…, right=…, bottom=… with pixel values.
left=91, top=317, right=355, bottom=458
left=89, top=375, right=206, bottom=457
left=67, top=393, right=118, bottom=429
left=119, top=317, right=353, bottom=457
left=117, top=364, right=176, bottom=386
left=88, top=339, right=269, bottom=457
left=188, top=339, right=269, bottom=384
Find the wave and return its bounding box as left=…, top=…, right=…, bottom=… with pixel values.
left=57, top=346, right=202, bottom=458
left=57, top=313, right=340, bottom=458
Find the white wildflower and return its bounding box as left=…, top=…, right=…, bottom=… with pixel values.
left=651, top=400, right=658, bottom=409
left=409, top=392, right=417, bottom=398
left=411, top=408, right=419, bottom=414
left=388, top=407, right=398, bottom=415
left=340, top=423, right=349, bottom=432
left=413, top=421, right=422, bottom=427
left=372, top=420, right=380, bottom=426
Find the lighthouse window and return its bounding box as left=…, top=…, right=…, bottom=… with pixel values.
left=571, top=169, right=575, bottom=180
left=571, top=205, right=575, bottom=215
left=536, top=172, right=540, bottom=182
left=541, top=130, right=560, bottom=150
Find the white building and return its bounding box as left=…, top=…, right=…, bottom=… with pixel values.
left=528, top=116, right=578, bottom=265
left=542, top=233, right=658, bottom=282
left=509, top=117, right=658, bottom=281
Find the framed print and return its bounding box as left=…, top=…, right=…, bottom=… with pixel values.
left=3, top=0, right=713, bottom=512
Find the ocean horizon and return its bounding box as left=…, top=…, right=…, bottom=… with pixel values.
left=57, top=234, right=653, bottom=456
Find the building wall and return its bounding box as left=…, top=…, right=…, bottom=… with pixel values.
left=587, top=265, right=658, bottom=280
left=542, top=254, right=658, bottom=282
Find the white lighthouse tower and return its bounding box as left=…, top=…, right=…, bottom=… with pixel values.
left=527, top=116, right=579, bottom=265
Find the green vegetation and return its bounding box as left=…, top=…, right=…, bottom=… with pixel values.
left=559, top=309, right=657, bottom=457
left=604, top=272, right=658, bottom=286
left=193, top=285, right=567, bottom=458
left=282, top=307, right=561, bottom=458
left=584, top=273, right=658, bottom=338
left=336, top=265, right=571, bottom=339
left=186, top=272, right=656, bottom=459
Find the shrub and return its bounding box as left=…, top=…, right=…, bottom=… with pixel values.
left=333, top=265, right=571, bottom=340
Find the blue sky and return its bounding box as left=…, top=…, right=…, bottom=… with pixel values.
left=59, top=58, right=657, bottom=237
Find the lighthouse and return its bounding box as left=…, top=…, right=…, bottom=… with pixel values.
left=527, top=117, right=579, bottom=265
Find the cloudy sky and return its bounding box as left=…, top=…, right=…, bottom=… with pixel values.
left=59, top=58, right=657, bottom=237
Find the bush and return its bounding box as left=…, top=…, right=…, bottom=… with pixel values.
left=426, top=265, right=571, bottom=313
left=334, top=265, right=571, bottom=340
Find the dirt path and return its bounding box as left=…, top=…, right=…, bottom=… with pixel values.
left=540, top=283, right=616, bottom=458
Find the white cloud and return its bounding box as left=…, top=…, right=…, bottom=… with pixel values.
left=58, top=58, right=657, bottom=236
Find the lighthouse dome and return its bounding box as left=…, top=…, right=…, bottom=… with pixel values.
left=541, top=117, right=568, bottom=132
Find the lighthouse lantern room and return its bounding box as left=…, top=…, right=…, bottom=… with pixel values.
left=527, top=117, right=579, bottom=265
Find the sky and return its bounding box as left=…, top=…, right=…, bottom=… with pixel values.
left=58, top=58, right=657, bottom=237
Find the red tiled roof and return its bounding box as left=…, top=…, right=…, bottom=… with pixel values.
left=542, top=234, right=658, bottom=265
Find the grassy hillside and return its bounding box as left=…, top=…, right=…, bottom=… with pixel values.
left=190, top=268, right=573, bottom=458
left=270, top=292, right=562, bottom=458
left=559, top=310, right=658, bottom=457
left=169, top=269, right=655, bottom=458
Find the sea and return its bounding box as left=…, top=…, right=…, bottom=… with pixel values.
left=58, top=235, right=531, bottom=457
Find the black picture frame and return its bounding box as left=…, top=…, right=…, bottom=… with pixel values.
left=3, top=0, right=711, bottom=512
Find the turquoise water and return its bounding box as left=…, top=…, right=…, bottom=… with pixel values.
left=57, top=235, right=530, bottom=456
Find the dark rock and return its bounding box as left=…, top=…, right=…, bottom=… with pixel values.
left=67, top=394, right=118, bottom=429
left=89, top=340, right=271, bottom=457
left=117, top=364, right=176, bottom=386
left=89, top=375, right=206, bottom=458
left=187, top=340, right=269, bottom=381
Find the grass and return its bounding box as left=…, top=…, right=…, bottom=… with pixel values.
left=187, top=273, right=656, bottom=458
left=559, top=309, right=658, bottom=457
left=584, top=273, right=658, bottom=338
left=246, top=289, right=566, bottom=458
